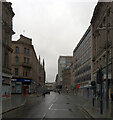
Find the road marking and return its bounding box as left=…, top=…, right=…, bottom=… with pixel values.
left=41, top=113, right=46, bottom=120
left=78, top=106, right=94, bottom=119
left=51, top=108, right=68, bottom=111
left=49, top=104, right=53, bottom=110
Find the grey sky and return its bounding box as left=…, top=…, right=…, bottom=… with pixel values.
left=7, top=0, right=98, bottom=82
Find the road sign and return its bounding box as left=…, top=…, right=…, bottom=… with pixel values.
left=103, top=73, right=111, bottom=80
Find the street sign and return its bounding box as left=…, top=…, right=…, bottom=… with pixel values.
left=103, top=73, right=111, bottom=80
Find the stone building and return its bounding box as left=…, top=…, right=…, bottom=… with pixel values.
left=39, top=59, right=46, bottom=86
left=62, top=65, right=72, bottom=93
left=73, top=26, right=91, bottom=97
left=70, top=63, right=74, bottom=91
left=54, top=74, right=58, bottom=90
left=58, top=56, right=72, bottom=86
left=91, top=2, right=113, bottom=99
left=11, top=35, right=40, bottom=94
left=2, top=2, right=15, bottom=97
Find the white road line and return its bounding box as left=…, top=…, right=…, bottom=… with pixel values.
left=41, top=104, right=53, bottom=120
left=51, top=108, right=68, bottom=111
left=49, top=104, right=53, bottom=110
left=41, top=113, right=46, bottom=120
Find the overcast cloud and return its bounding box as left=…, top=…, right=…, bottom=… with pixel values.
left=7, top=0, right=98, bottom=82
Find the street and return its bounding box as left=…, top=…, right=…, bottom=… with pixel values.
left=3, top=92, right=91, bottom=119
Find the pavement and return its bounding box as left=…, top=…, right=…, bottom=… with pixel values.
left=2, top=93, right=43, bottom=115
left=69, top=93, right=112, bottom=118
left=2, top=94, right=27, bottom=113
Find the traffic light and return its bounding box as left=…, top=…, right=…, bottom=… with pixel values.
left=91, top=81, right=96, bottom=86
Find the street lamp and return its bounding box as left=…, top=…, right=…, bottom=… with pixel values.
left=105, top=8, right=109, bottom=110
left=0, top=1, right=2, bottom=118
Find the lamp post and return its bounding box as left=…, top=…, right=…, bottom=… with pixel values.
left=105, top=8, right=109, bottom=110
left=0, top=1, right=2, bottom=118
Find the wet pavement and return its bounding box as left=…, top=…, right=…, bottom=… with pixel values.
left=2, top=95, right=26, bottom=113
left=2, top=92, right=90, bottom=119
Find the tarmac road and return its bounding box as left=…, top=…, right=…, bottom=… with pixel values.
left=3, top=92, right=92, bottom=119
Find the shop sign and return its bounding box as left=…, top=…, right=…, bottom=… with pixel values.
left=11, top=79, right=16, bottom=82
left=11, top=79, right=32, bottom=82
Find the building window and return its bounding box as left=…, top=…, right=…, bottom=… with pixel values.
left=15, top=68, right=18, bottom=76
left=24, top=48, right=30, bottom=55
left=26, top=70, right=28, bottom=77
left=4, top=32, right=9, bottom=45
left=24, top=57, right=29, bottom=63
left=24, top=57, right=26, bottom=63
left=24, top=48, right=26, bottom=54
left=23, top=68, right=30, bottom=77
left=4, top=53, right=8, bottom=67
left=23, top=71, right=24, bottom=76
left=27, top=58, right=29, bottom=63
left=15, top=47, right=19, bottom=53
left=27, top=49, right=29, bottom=55
left=15, top=56, right=19, bottom=63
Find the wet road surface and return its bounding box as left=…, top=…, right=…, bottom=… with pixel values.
left=3, top=92, right=89, bottom=119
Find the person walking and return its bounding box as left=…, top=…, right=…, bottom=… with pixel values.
left=58, top=89, right=60, bottom=94
left=111, top=92, right=113, bottom=101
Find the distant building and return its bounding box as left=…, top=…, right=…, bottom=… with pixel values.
left=62, top=65, right=72, bottom=93
left=2, top=2, right=15, bottom=98
left=11, top=35, right=41, bottom=94
left=54, top=74, right=58, bottom=89
left=58, top=56, right=72, bottom=86
left=45, top=82, right=55, bottom=91
left=39, top=59, right=46, bottom=86
left=73, top=26, right=91, bottom=97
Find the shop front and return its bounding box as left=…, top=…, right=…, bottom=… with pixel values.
left=2, top=73, right=12, bottom=99
left=11, top=78, right=32, bottom=94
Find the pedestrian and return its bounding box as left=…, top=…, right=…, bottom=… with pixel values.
left=111, top=92, right=113, bottom=101
left=42, top=92, right=45, bottom=97
left=58, top=89, right=60, bottom=94
left=66, top=88, right=69, bottom=93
